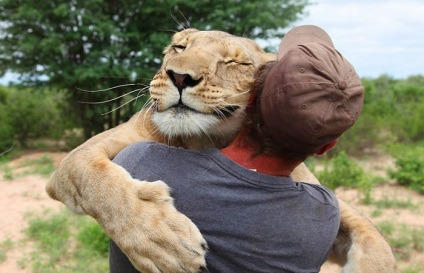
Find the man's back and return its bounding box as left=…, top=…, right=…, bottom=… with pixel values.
left=110, top=142, right=339, bottom=273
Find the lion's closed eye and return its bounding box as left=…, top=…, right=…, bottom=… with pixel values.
left=223, top=57, right=253, bottom=66
left=173, top=45, right=186, bottom=53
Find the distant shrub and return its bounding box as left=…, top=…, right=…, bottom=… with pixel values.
left=389, top=149, right=424, bottom=194
left=390, top=78, right=424, bottom=142
left=331, top=76, right=424, bottom=156
left=317, top=152, right=373, bottom=203
left=0, top=86, right=82, bottom=152
left=0, top=87, right=65, bottom=149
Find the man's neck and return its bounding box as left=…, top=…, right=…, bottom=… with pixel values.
left=220, top=131, right=296, bottom=177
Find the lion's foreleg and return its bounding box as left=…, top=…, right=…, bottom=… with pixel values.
left=46, top=112, right=152, bottom=214
left=331, top=200, right=397, bottom=273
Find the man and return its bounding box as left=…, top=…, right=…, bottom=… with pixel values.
left=109, top=25, right=364, bottom=273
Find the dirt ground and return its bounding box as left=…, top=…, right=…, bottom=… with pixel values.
left=0, top=152, right=423, bottom=273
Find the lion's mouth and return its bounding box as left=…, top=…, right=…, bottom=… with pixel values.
left=172, top=104, right=198, bottom=115
left=156, top=103, right=239, bottom=119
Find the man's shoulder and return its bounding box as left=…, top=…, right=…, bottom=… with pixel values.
left=298, top=183, right=339, bottom=208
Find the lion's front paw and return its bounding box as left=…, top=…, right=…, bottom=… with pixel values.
left=108, top=180, right=208, bottom=273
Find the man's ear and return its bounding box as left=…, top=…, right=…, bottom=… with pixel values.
left=315, top=139, right=338, bottom=155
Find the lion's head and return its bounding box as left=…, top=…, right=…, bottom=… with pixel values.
left=149, top=29, right=275, bottom=147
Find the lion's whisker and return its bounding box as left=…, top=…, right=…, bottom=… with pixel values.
left=211, top=106, right=228, bottom=120
left=141, top=97, right=154, bottom=110
left=170, top=10, right=190, bottom=30
left=101, top=94, right=147, bottom=116
left=76, top=83, right=147, bottom=93
left=133, top=86, right=152, bottom=106
left=139, top=101, right=154, bottom=126
left=78, top=87, right=148, bottom=105
left=228, top=90, right=251, bottom=98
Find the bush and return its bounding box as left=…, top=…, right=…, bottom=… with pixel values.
left=0, top=87, right=15, bottom=151
left=0, top=86, right=70, bottom=149
left=316, top=152, right=373, bottom=203
left=389, top=148, right=424, bottom=194
left=390, top=77, right=424, bottom=142
left=330, top=76, right=424, bottom=156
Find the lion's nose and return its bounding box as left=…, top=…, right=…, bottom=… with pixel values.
left=166, top=70, right=202, bottom=95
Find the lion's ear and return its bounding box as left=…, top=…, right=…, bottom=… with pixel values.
left=262, top=52, right=277, bottom=63
left=172, top=28, right=199, bottom=43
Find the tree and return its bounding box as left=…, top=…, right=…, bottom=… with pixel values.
left=0, top=0, right=309, bottom=139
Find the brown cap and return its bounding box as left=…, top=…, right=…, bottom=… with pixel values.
left=260, top=25, right=364, bottom=154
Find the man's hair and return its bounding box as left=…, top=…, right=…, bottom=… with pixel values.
left=244, top=61, right=312, bottom=162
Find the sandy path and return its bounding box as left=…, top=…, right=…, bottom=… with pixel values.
left=0, top=153, right=66, bottom=273
left=0, top=175, right=64, bottom=272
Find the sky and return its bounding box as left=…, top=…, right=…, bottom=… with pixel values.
left=1, top=0, right=423, bottom=84
left=287, top=0, right=424, bottom=79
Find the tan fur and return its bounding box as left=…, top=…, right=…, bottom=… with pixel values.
left=46, top=29, right=396, bottom=273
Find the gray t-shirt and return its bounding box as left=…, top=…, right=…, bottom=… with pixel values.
left=109, top=142, right=340, bottom=273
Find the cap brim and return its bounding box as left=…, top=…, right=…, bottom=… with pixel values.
left=278, top=25, right=334, bottom=60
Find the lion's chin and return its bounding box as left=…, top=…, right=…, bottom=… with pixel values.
left=151, top=109, right=220, bottom=138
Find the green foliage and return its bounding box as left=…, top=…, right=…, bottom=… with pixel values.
left=402, top=265, right=424, bottom=273
left=329, top=75, right=424, bottom=156
left=376, top=220, right=395, bottom=236
left=24, top=210, right=71, bottom=264
left=1, top=165, right=14, bottom=180
left=374, top=196, right=418, bottom=210
left=21, top=210, right=109, bottom=272
left=316, top=152, right=373, bottom=203
left=0, top=87, right=15, bottom=151
left=390, top=76, right=424, bottom=142
left=0, top=0, right=310, bottom=139
left=370, top=209, right=383, bottom=218
left=317, top=152, right=366, bottom=189
left=77, top=221, right=109, bottom=256
left=0, top=86, right=66, bottom=149
left=21, top=154, right=56, bottom=177
left=389, top=148, right=424, bottom=194
left=0, top=239, right=13, bottom=264
left=62, top=128, right=85, bottom=150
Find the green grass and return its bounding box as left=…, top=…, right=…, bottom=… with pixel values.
left=0, top=238, right=13, bottom=264
left=374, top=196, right=418, bottom=210
left=1, top=153, right=56, bottom=180
left=376, top=221, right=424, bottom=261
left=1, top=165, right=14, bottom=180
left=402, top=265, right=424, bottom=273
left=19, top=209, right=109, bottom=273
left=19, top=154, right=56, bottom=177
left=370, top=209, right=383, bottom=218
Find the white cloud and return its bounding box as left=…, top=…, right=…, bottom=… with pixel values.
left=292, top=0, right=424, bottom=78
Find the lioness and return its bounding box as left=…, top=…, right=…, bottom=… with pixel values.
left=46, top=28, right=396, bottom=273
